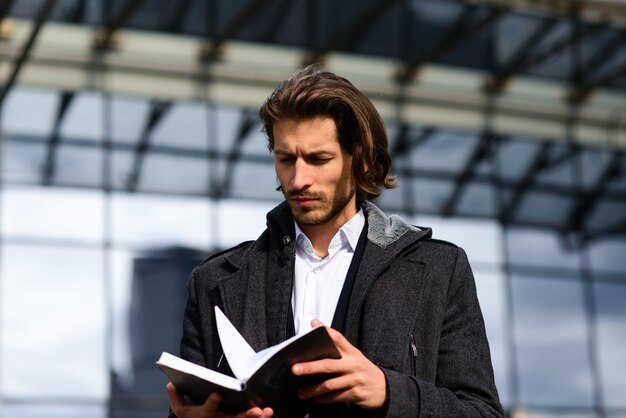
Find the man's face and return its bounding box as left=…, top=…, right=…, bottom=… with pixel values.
left=273, top=117, right=357, bottom=229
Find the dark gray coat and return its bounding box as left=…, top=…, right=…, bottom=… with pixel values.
left=173, top=201, right=504, bottom=417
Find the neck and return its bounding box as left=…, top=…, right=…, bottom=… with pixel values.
left=298, top=207, right=358, bottom=257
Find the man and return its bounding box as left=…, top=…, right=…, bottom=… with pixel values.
left=167, top=65, right=504, bottom=418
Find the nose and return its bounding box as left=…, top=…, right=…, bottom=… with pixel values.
left=291, top=158, right=311, bottom=191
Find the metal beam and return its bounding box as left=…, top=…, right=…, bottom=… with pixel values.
left=125, top=100, right=171, bottom=191
left=500, top=142, right=553, bottom=224
left=42, top=91, right=74, bottom=185
left=579, top=30, right=626, bottom=78
left=442, top=131, right=496, bottom=216
left=489, top=21, right=602, bottom=93
left=397, top=3, right=508, bottom=82
left=485, top=17, right=559, bottom=93
left=164, top=0, right=194, bottom=33
left=566, top=151, right=624, bottom=232
left=0, top=0, right=15, bottom=22
left=93, top=0, right=145, bottom=50
left=0, top=0, right=57, bottom=107
left=200, top=0, right=268, bottom=61
left=217, top=108, right=259, bottom=197
left=303, top=0, right=397, bottom=65
left=258, top=0, right=295, bottom=43
left=392, top=126, right=436, bottom=156
left=64, top=0, right=87, bottom=24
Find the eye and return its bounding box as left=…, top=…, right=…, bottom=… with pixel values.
left=309, top=156, right=331, bottom=165
left=277, top=156, right=295, bottom=164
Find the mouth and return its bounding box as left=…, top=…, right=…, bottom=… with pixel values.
left=289, top=195, right=319, bottom=207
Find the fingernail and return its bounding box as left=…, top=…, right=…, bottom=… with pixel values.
left=292, top=364, right=302, bottom=374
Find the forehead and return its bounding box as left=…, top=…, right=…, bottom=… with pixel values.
left=272, top=117, right=340, bottom=151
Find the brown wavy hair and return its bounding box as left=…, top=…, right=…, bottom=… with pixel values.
left=259, top=65, right=397, bottom=203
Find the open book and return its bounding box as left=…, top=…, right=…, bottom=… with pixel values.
left=157, top=306, right=341, bottom=416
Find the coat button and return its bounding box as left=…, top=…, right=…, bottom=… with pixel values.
left=283, top=235, right=291, bottom=245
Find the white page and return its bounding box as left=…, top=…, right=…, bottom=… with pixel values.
left=214, top=306, right=256, bottom=380
left=157, top=352, right=242, bottom=391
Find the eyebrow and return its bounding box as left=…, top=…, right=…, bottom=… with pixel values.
left=273, top=148, right=335, bottom=157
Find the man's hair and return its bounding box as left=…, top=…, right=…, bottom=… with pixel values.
left=259, top=64, right=397, bottom=203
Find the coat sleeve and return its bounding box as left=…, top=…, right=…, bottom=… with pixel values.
left=381, top=247, right=504, bottom=418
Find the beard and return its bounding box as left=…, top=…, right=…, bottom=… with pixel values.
left=282, top=177, right=356, bottom=227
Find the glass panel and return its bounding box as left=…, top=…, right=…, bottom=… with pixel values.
left=151, top=101, right=209, bottom=150
left=0, top=244, right=107, bottom=398
left=138, top=153, right=209, bottom=194
left=109, top=248, right=202, bottom=406
left=2, top=187, right=104, bottom=242
left=111, top=95, right=151, bottom=145
left=496, top=138, right=541, bottom=182
left=216, top=199, right=281, bottom=248
left=506, top=228, right=581, bottom=270
left=53, top=145, right=103, bottom=187
left=512, top=276, right=594, bottom=407
left=594, top=281, right=626, bottom=409
left=579, top=149, right=612, bottom=190
left=412, top=178, right=454, bottom=213
left=230, top=162, right=281, bottom=200
left=416, top=215, right=503, bottom=265
left=589, top=237, right=626, bottom=274
left=586, top=199, right=626, bottom=235
left=59, top=91, right=104, bottom=142
left=111, top=192, right=211, bottom=249
left=535, top=144, right=574, bottom=188
left=409, top=130, right=478, bottom=174
left=456, top=182, right=498, bottom=217
left=514, top=191, right=575, bottom=227
left=1, top=87, right=60, bottom=137
left=1, top=140, right=46, bottom=184
left=474, top=270, right=510, bottom=408
left=240, top=122, right=270, bottom=156
left=214, top=105, right=246, bottom=152
left=1, top=404, right=106, bottom=418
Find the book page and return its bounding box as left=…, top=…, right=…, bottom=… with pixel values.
left=214, top=306, right=256, bottom=380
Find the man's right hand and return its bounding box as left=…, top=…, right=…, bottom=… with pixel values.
left=166, top=382, right=274, bottom=418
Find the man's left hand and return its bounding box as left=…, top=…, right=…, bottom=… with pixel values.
left=291, top=320, right=388, bottom=410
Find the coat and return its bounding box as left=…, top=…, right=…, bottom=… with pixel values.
left=171, top=201, right=504, bottom=417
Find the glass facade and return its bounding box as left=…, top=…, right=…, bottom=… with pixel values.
left=1, top=0, right=625, bottom=416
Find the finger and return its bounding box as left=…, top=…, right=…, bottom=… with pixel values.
left=310, top=319, right=324, bottom=328
left=323, top=327, right=355, bottom=353
left=166, top=382, right=187, bottom=409
left=292, top=357, right=342, bottom=376
left=298, top=373, right=354, bottom=400
left=200, top=392, right=223, bottom=416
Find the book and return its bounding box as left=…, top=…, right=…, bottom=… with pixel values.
left=157, top=306, right=341, bottom=416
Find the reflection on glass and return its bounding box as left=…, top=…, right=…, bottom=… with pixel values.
left=594, top=282, right=626, bottom=409
left=150, top=101, right=209, bottom=150
left=139, top=153, right=209, bottom=194
left=59, top=91, right=104, bottom=142
left=1, top=87, right=60, bottom=137
left=2, top=187, right=104, bottom=242
left=1, top=404, right=105, bottom=418
left=111, top=193, right=211, bottom=249
left=506, top=228, right=581, bottom=270
left=230, top=162, right=280, bottom=200
left=1, top=140, right=47, bottom=184
left=216, top=199, right=281, bottom=248
left=474, top=270, right=510, bottom=408
left=512, top=276, right=593, bottom=407
left=0, top=245, right=107, bottom=398
left=588, top=238, right=626, bottom=274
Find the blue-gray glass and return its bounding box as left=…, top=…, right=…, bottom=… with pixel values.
left=506, top=227, right=581, bottom=270
left=585, top=199, right=626, bottom=237
left=1, top=404, right=106, bottom=418
left=511, top=276, right=594, bottom=407
left=54, top=145, right=103, bottom=187
left=1, top=140, right=47, bottom=185
left=456, top=182, right=499, bottom=217
left=495, top=138, right=541, bottom=182
left=409, top=130, right=478, bottom=174
left=513, top=191, right=575, bottom=228
left=230, top=161, right=280, bottom=201
left=150, top=101, right=210, bottom=151
left=138, top=153, right=210, bottom=195
left=594, top=281, right=626, bottom=409
left=411, top=178, right=455, bottom=213
left=589, top=238, right=626, bottom=275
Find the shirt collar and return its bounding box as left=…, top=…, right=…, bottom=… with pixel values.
left=294, top=208, right=365, bottom=256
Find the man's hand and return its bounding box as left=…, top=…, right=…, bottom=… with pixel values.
left=166, top=382, right=274, bottom=418
left=291, top=320, right=388, bottom=410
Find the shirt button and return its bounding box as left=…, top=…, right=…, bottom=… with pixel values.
left=313, top=268, right=320, bottom=274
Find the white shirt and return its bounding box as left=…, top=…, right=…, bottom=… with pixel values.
left=291, top=209, right=366, bottom=335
